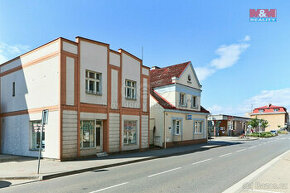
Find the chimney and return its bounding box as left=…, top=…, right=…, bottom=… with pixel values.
left=151, top=66, right=160, bottom=70
left=269, top=104, right=272, bottom=107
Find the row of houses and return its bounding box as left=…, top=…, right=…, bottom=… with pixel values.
left=0, top=37, right=211, bottom=160
left=0, top=37, right=288, bottom=160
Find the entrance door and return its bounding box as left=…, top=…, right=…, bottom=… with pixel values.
left=95, top=120, right=103, bottom=152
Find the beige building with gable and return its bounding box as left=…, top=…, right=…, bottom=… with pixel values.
left=150, top=61, right=210, bottom=147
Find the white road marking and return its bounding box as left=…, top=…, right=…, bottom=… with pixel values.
left=148, top=167, right=182, bottom=178
left=236, top=149, right=246, bottom=152
left=243, top=189, right=282, bottom=193
left=222, top=150, right=290, bottom=193
left=219, top=153, right=232, bottom=157
left=89, top=182, right=128, bottom=193
left=192, top=158, right=212, bottom=165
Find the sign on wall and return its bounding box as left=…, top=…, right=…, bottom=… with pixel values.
left=186, top=114, right=192, bottom=120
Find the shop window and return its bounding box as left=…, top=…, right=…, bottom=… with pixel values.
left=80, top=120, right=96, bottom=148
left=124, top=120, right=137, bottom=145
left=30, top=120, right=45, bottom=150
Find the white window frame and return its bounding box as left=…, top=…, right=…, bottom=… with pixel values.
left=191, top=96, right=197, bottom=108
left=123, top=120, right=138, bottom=145
left=85, top=70, right=102, bottom=95
left=30, top=120, right=45, bottom=151
left=174, top=120, right=181, bottom=135
left=194, top=121, right=203, bottom=134
left=125, top=80, right=137, bottom=100
left=179, top=93, right=186, bottom=107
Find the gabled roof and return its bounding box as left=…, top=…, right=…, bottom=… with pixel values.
left=150, top=89, right=210, bottom=114
left=150, top=61, right=191, bottom=88
left=252, top=104, right=287, bottom=114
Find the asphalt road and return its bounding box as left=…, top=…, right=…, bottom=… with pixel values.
left=1, top=135, right=290, bottom=193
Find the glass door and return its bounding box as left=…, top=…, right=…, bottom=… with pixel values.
left=95, top=120, right=103, bottom=151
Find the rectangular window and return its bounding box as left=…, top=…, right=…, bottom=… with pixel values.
left=85, top=70, right=102, bottom=95
left=173, top=120, right=181, bottom=135
left=194, top=121, right=203, bottom=133
left=125, top=80, right=136, bottom=100
left=258, top=109, right=264, bottom=113
left=12, top=82, right=15, bottom=97
left=30, top=120, right=45, bottom=150
left=124, top=120, right=137, bottom=145
left=274, top=109, right=279, bottom=112
left=179, top=93, right=186, bottom=106
left=80, top=120, right=96, bottom=148
left=191, top=96, right=197, bottom=108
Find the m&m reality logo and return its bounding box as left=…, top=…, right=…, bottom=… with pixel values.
left=249, top=9, right=277, bottom=22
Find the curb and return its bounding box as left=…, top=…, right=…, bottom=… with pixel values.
left=41, top=144, right=224, bottom=180
left=1, top=143, right=226, bottom=182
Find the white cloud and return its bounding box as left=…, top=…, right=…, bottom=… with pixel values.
left=195, top=35, right=250, bottom=81
left=195, top=67, right=215, bottom=81
left=208, top=88, right=290, bottom=116
left=210, top=43, right=250, bottom=69
left=0, top=42, right=29, bottom=64
left=245, top=88, right=290, bottom=109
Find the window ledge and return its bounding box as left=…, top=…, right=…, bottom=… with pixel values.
left=29, top=149, right=45, bottom=152
left=80, top=147, right=97, bottom=150
left=86, top=91, right=102, bottom=96
left=125, top=97, right=137, bottom=101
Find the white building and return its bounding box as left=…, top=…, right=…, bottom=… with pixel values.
left=0, top=37, right=150, bottom=160
left=150, top=62, right=210, bottom=147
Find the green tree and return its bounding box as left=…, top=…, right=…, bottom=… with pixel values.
left=260, top=119, right=269, bottom=130
left=248, top=117, right=259, bottom=131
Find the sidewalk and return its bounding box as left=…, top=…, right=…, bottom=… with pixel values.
left=0, top=141, right=231, bottom=187
left=210, top=136, right=258, bottom=142
left=239, top=150, right=290, bottom=193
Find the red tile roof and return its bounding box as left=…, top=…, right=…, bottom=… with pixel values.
left=150, top=61, right=191, bottom=88
left=252, top=104, right=287, bottom=114
left=151, top=89, right=210, bottom=114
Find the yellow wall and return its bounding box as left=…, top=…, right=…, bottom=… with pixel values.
left=164, top=111, right=207, bottom=142
left=250, top=114, right=286, bottom=131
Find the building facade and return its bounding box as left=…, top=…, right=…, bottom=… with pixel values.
left=250, top=104, right=288, bottom=131
left=0, top=37, right=150, bottom=160
left=208, top=114, right=250, bottom=137
left=150, top=62, right=210, bottom=148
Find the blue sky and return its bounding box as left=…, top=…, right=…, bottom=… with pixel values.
left=1, top=0, right=289, bottom=115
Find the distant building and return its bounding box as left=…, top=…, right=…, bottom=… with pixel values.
left=250, top=104, right=289, bottom=131
left=208, top=115, right=250, bottom=137
left=149, top=61, right=210, bottom=148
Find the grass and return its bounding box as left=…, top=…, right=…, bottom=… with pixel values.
left=278, top=130, right=288, bottom=134
left=248, top=132, right=275, bottom=138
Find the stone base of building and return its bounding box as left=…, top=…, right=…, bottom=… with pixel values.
left=165, top=138, right=207, bottom=148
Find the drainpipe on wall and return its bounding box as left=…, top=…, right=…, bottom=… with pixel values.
left=164, top=111, right=166, bottom=149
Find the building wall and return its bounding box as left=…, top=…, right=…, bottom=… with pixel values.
left=62, top=110, right=78, bottom=159
left=79, top=40, right=108, bottom=105
left=141, top=115, right=149, bottom=148
left=109, top=113, right=120, bottom=152
left=164, top=111, right=207, bottom=143
left=149, top=95, right=165, bottom=147
left=121, top=52, right=141, bottom=108
left=251, top=114, right=286, bottom=131
left=1, top=55, right=60, bottom=113
left=1, top=111, right=60, bottom=158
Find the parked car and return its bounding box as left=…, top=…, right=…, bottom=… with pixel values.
left=270, top=130, right=278, bottom=136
